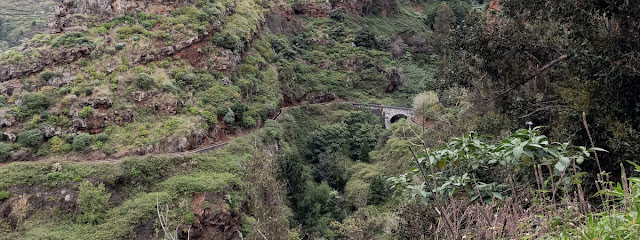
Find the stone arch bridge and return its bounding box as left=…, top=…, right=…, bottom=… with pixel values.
left=352, top=103, right=415, bottom=128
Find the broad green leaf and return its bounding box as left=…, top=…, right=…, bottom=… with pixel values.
left=513, top=146, right=523, bottom=161
left=627, top=160, right=640, bottom=172
left=437, top=159, right=447, bottom=169
left=588, top=147, right=608, bottom=153
left=491, top=192, right=503, bottom=200
left=554, top=162, right=566, bottom=174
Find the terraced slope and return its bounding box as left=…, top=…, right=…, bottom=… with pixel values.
left=0, top=0, right=54, bottom=51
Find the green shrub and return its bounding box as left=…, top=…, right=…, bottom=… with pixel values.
left=79, top=106, right=93, bottom=118
left=161, top=172, right=237, bottom=196
left=223, top=110, right=235, bottom=124
left=141, top=20, right=157, bottom=30
left=0, top=190, right=11, bottom=201
left=49, top=136, right=65, bottom=153
left=50, top=32, right=93, bottom=48
left=96, top=133, right=109, bottom=143
left=184, top=212, right=195, bottom=225
left=62, top=144, right=73, bottom=153
left=201, top=111, right=217, bottom=126
left=329, top=8, right=345, bottom=22
left=354, top=30, right=378, bottom=49
left=368, top=175, right=389, bottom=205
left=47, top=171, right=62, bottom=180
left=262, top=120, right=282, bottom=142
left=189, top=106, right=200, bottom=115
left=0, top=143, right=14, bottom=162
left=58, top=86, right=72, bottom=95
left=15, top=92, right=49, bottom=120
left=71, top=83, right=95, bottom=96
left=73, top=133, right=92, bottom=152
left=40, top=71, right=59, bottom=81
left=78, top=181, right=111, bottom=224
left=114, top=43, right=126, bottom=51
left=214, top=32, right=239, bottom=50
left=17, top=129, right=44, bottom=148
left=117, top=25, right=146, bottom=39
left=96, top=26, right=109, bottom=34
left=0, top=95, right=6, bottom=107
left=390, top=127, right=606, bottom=205
left=134, top=73, right=155, bottom=90
left=242, top=113, right=257, bottom=128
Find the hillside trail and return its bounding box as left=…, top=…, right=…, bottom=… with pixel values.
left=0, top=100, right=410, bottom=166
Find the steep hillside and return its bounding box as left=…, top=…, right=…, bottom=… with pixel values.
left=0, top=0, right=449, bottom=238
left=0, top=0, right=54, bottom=51
left=0, top=0, right=446, bottom=162
left=2, top=0, right=639, bottom=239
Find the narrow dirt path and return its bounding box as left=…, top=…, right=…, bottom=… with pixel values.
left=0, top=101, right=412, bottom=166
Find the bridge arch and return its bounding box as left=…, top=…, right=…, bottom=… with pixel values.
left=390, top=114, right=408, bottom=124
left=352, top=103, right=415, bottom=128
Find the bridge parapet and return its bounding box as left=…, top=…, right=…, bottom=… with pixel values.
left=352, top=103, right=415, bottom=128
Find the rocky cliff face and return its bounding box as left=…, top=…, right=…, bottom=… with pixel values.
left=291, top=0, right=398, bottom=18
left=0, top=45, right=93, bottom=82
left=292, top=1, right=332, bottom=17
left=335, top=0, right=397, bottom=16
left=50, top=0, right=193, bottom=33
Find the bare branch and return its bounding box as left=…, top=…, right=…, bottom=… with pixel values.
left=485, top=54, right=568, bottom=103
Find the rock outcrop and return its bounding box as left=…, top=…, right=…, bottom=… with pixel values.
left=72, top=109, right=135, bottom=134
left=49, top=0, right=194, bottom=33
left=334, top=0, right=397, bottom=16
left=0, top=46, right=93, bottom=82
left=293, top=1, right=332, bottom=17
left=290, top=0, right=398, bottom=18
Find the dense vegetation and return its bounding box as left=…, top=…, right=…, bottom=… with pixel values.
left=0, top=0, right=53, bottom=51
left=1, top=0, right=639, bottom=239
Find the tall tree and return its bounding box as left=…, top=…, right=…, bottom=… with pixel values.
left=442, top=0, right=640, bottom=176
left=433, top=2, right=456, bottom=56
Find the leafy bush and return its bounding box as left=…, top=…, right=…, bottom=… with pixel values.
left=40, top=71, right=60, bottom=81
left=116, top=25, right=148, bottom=39
left=160, top=172, right=237, bottom=196
left=62, top=144, right=73, bottom=153
left=50, top=32, right=93, bottom=48
left=49, top=136, right=65, bottom=154
left=214, top=32, right=239, bottom=50
left=390, top=127, right=606, bottom=203
left=71, top=83, right=95, bottom=96
left=58, top=86, right=72, bottom=95
left=553, top=162, right=640, bottom=239
left=297, top=181, right=341, bottom=235
left=0, top=190, right=11, bottom=201
left=0, top=143, right=14, bottom=162
left=261, top=120, right=282, bottom=142
left=184, top=212, right=196, bottom=225
left=114, top=43, right=126, bottom=51
left=17, top=129, right=43, bottom=149
left=242, top=113, right=257, bottom=128
left=345, top=179, right=369, bottom=209
left=96, top=133, right=109, bottom=143
left=72, top=133, right=92, bottom=152
left=78, top=181, right=111, bottom=224
left=368, top=175, right=389, bottom=205
left=79, top=106, right=93, bottom=118
left=15, top=92, right=49, bottom=120
left=329, top=8, right=345, bottom=22
left=134, top=73, right=155, bottom=90
left=224, top=110, right=235, bottom=124
left=201, top=111, right=217, bottom=126
left=141, top=20, right=157, bottom=30
left=354, top=30, right=378, bottom=49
